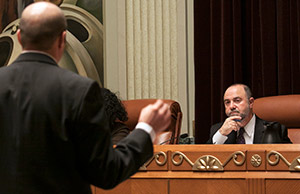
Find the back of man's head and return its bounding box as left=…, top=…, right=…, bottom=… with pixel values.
left=19, top=2, right=67, bottom=51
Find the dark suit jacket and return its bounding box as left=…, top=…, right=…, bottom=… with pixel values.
left=111, top=122, right=130, bottom=144
left=207, top=116, right=291, bottom=144
left=0, top=52, right=153, bottom=193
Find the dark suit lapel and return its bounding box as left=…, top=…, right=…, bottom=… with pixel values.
left=253, top=116, right=265, bottom=143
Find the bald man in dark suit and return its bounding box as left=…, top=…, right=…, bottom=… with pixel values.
left=0, top=2, right=171, bottom=193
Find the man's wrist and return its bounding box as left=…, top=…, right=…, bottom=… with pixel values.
left=219, top=128, right=226, bottom=135
left=136, top=122, right=156, bottom=142
left=212, top=130, right=228, bottom=144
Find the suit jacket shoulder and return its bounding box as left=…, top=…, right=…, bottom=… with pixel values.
left=254, top=116, right=292, bottom=144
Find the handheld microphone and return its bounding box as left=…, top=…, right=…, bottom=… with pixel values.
left=159, top=133, right=188, bottom=145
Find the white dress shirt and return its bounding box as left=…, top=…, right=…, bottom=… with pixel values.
left=213, top=114, right=256, bottom=144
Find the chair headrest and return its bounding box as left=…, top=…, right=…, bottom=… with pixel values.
left=122, top=99, right=181, bottom=131
left=253, top=95, right=300, bottom=128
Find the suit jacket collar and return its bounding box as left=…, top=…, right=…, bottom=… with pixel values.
left=14, top=52, right=58, bottom=66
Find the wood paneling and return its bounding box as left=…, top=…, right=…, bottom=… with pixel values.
left=94, top=145, right=300, bottom=194
left=246, top=151, right=265, bottom=171
left=247, top=178, right=265, bottom=194
left=170, top=179, right=246, bottom=194
left=266, top=180, right=300, bottom=194
left=95, top=179, right=168, bottom=194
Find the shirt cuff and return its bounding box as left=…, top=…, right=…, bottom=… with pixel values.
left=136, top=122, right=156, bottom=142
left=212, top=130, right=228, bottom=144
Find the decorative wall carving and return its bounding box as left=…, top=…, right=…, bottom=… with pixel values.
left=140, top=151, right=168, bottom=171
left=139, top=149, right=300, bottom=172
left=250, top=154, right=262, bottom=167
left=171, top=151, right=245, bottom=171
left=267, top=150, right=300, bottom=171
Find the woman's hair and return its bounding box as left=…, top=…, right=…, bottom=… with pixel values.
left=101, top=88, right=128, bottom=127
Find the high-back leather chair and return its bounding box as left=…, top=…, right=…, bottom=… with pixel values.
left=122, top=99, right=182, bottom=144
left=253, top=95, right=300, bottom=143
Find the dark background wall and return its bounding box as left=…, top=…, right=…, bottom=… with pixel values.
left=194, top=0, right=300, bottom=143
left=0, top=0, right=19, bottom=32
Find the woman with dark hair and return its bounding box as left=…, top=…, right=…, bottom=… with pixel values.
left=101, top=88, right=130, bottom=144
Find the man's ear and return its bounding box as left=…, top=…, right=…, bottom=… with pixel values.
left=58, top=31, right=66, bottom=49
left=249, top=97, right=254, bottom=108
left=17, top=29, right=22, bottom=46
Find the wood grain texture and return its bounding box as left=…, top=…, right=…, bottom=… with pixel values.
left=93, top=145, right=300, bottom=194
left=169, top=179, right=246, bottom=194
left=94, top=179, right=168, bottom=194
left=247, top=178, right=265, bottom=194
left=266, top=179, right=300, bottom=194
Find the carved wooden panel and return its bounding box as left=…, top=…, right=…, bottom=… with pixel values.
left=139, top=151, right=169, bottom=171
left=95, top=179, right=168, bottom=194
left=92, top=145, right=300, bottom=194
left=94, top=180, right=131, bottom=194
left=170, top=150, right=247, bottom=171
left=266, top=179, right=300, bottom=194
left=247, top=151, right=265, bottom=171
left=169, top=179, right=247, bottom=194
left=247, top=178, right=265, bottom=194
left=131, top=179, right=168, bottom=194
left=266, top=151, right=300, bottom=171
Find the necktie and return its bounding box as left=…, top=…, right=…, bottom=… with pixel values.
left=236, top=128, right=245, bottom=144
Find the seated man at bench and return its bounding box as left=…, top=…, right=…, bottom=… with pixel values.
left=207, top=84, right=291, bottom=144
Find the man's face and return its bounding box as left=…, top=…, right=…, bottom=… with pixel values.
left=223, top=85, right=253, bottom=120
